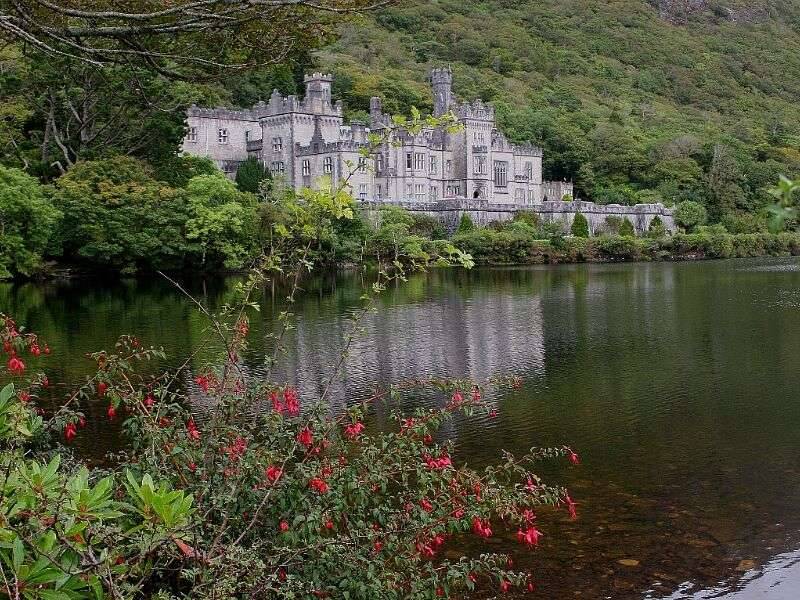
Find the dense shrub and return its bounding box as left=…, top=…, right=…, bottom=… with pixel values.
left=570, top=213, right=589, bottom=238
left=674, top=201, right=708, bottom=232
left=0, top=166, right=61, bottom=279
left=647, top=215, right=667, bottom=238
left=619, top=217, right=635, bottom=237
left=456, top=213, right=476, bottom=234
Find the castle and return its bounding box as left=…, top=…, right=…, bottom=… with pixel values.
left=181, top=68, right=573, bottom=205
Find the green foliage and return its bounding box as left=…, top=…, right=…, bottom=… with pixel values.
left=456, top=213, right=476, bottom=234
left=619, top=217, right=636, bottom=237
left=647, top=215, right=667, bottom=238
left=154, top=155, right=220, bottom=188
left=674, top=200, right=708, bottom=232
left=51, top=157, right=192, bottom=274
left=0, top=166, right=61, bottom=279
left=570, top=213, right=590, bottom=238
left=235, top=156, right=271, bottom=194
left=185, top=174, right=259, bottom=268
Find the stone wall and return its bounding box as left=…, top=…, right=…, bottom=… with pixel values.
left=360, top=198, right=675, bottom=236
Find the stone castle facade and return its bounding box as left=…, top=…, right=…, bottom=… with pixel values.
left=181, top=68, right=573, bottom=205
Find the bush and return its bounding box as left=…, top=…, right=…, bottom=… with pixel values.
left=0, top=166, right=61, bottom=279
left=602, top=215, right=622, bottom=235
left=647, top=215, right=667, bottom=238
left=570, top=213, right=590, bottom=238
left=619, top=217, right=635, bottom=237
left=409, top=212, right=446, bottom=239
left=673, top=200, right=707, bottom=232
left=456, top=212, right=476, bottom=233
left=235, top=156, right=271, bottom=193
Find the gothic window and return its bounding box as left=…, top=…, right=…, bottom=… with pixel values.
left=358, top=183, right=369, bottom=199
left=245, top=130, right=251, bottom=142
left=430, top=186, right=438, bottom=201
left=494, top=161, right=508, bottom=187
left=323, top=157, right=333, bottom=174
left=406, top=153, right=413, bottom=171
left=406, top=183, right=414, bottom=198
left=187, top=127, right=197, bottom=143
left=446, top=160, right=452, bottom=174
left=474, top=156, right=486, bottom=175
left=514, top=188, right=525, bottom=202
left=270, top=161, right=285, bottom=174
left=528, top=190, right=535, bottom=203
left=429, top=156, right=438, bottom=174
left=414, top=153, right=425, bottom=171
left=218, top=128, right=228, bottom=144
left=376, top=184, right=383, bottom=198
left=302, top=160, right=311, bottom=176
left=358, top=157, right=368, bottom=173
left=376, top=154, right=384, bottom=173
left=273, top=137, right=283, bottom=151
left=415, top=184, right=426, bottom=202
left=525, top=161, right=533, bottom=180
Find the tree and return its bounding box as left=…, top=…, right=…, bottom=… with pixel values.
left=619, top=217, right=635, bottom=237
left=674, top=200, right=708, bottom=232
left=185, top=173, right=259, bottom=268
left=570, top=213, right=589, bottom=237
left=456, top=213, right=476, bottom=234
left=235, top=157, right=270, bottom=194
left=0, top=1, right=389, bottom=80
left=0, top=166, right=61, bottom=279
left=51, top=157, right=191, bottom=273
left=647, top=215, right=667, bottom=238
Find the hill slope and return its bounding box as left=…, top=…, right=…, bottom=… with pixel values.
left=312, top=0, right=800, bottom=226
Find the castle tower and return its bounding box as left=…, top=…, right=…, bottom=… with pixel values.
left=430, top=67, right=453, bottom=117
left=304, top=73, right=334, bottom=108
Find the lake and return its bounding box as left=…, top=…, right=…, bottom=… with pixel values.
left=2, top=257, right=800, bottom=599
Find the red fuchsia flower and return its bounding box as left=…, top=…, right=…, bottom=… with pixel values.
left=144, top=395, right=155, bottom=408
left=223, top=437, right=248, bottom=460
left=194, top=375, right=210, bottom=393
left=320, top=464, right=333, bottom=478
left=64, top=423, right=76, bottom=442
left=522, top=508, right=536, bottom=524
left=186, top=419, right=200, bottom=441
left=471, top=386, right=481, bottom=402
left=279, top=520, right=289, bottom=532
left=43, top=345, right=50, bottom=355
left=419, top=497, right=434, bottom=512
left=324, top=518, right=334, bottom=530
left=373, top=540, right=383, bottom=552
left=187, top=462, right=197, bottom=472
left=526, top=580, right=536, bottom=593
left=500, top=579, right=512, bottom=593
left=30, top=343, right=41, bottom=357
left=448, top=390, right=464, bottom=408
left=400, top=417, right=416, bottom=433
left=416, top=541, right=435, bottom=558
left=423, top=434, right=433, bottom=445
left=564, top=494, right=578, bottom=520
left=451, top=506, right=465, bottom=519
left=471, top=517, right=492, bottom=538
left=265, top=465, right=283, bottom=483
left=344, top=421, right=365, bottom=441
left=278, top=568, right=286, bottom=582
left=17, top=390, right=30, bottom=403
left=568, top=449, right=580, bottom=465
left=517, top=525, right=543, bottom=547
left=297, top=427, right=314, bottom=449
left=2, top=340, right=11, bottom=353
left=424, top=454, right=452, bottom=470
left=525, top=476, right=538, bottom=493
left=473, top=482, right=482, bottom=500
left=488, top=409, right=498, bottom=418
left=106, top=405, right=116, bottom=420
left=431, top=533, right=446, bottom=548
left=41, top=377, right=48, bottom=388
left=7, top=355, right=25, bottom=376
left=283, top=387, right=300, bottom=416
left=309, top=477, right=329, bottom=494
left=97, top=382, right=108, bottom=397
left=78, top=416, right=86, bottom=428
left=468, top=573, right=478, bottom=584
left=436, top=587, right=444, bottom=597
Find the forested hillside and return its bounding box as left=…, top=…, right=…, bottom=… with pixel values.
left=307, top=0, right=800, bottom=229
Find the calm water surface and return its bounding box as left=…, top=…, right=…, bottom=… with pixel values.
left=2, top=257, right=800, bottom=599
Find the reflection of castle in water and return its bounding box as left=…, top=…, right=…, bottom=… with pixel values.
left=273, top=290, right=545, bottom=407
